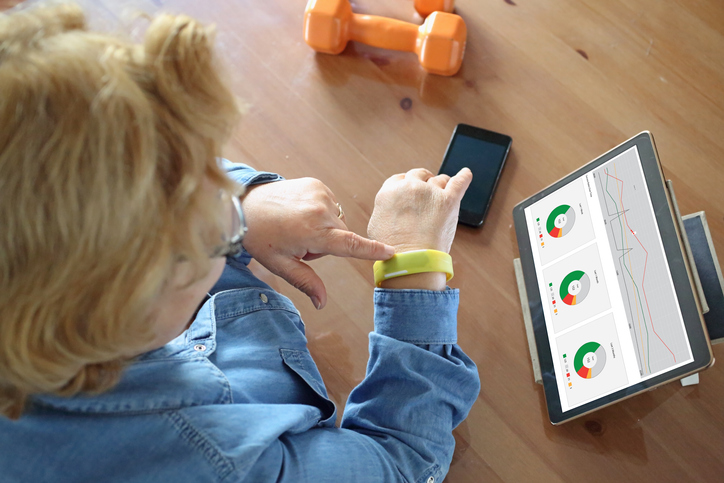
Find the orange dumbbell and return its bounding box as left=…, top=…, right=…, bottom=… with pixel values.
left=304, top=0, right=467, bottom=76
left=414, top=0, right=455, bottom=18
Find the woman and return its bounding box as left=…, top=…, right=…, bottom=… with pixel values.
left=0, top=4, right=480, bottom=482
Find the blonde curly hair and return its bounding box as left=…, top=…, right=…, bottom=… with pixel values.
left=0, top=3, right=240, bottom=419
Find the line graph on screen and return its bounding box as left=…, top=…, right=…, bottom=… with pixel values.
left=594, top=154, right=689, bottom=377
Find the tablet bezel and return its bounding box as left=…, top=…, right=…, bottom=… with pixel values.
left=512, top=132, right=713, bottom=425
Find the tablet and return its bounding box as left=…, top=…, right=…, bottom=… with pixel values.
left=513, top=132, right=713, bottom=424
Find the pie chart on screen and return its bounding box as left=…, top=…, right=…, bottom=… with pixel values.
left=547, top=204, right=576, bottom=238
left=574, top=341, right=607, bottom=379
left=560, top=270, right=590, bottom=306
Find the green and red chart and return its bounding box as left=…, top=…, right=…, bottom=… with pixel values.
left=574, top=341, right=607, bottom=379
left=559, top=270, right=591, bottom=305
left=546, top=204, right=576, bottom=238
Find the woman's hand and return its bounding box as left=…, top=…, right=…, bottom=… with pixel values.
left=367, top=167, right=472, bottom=290
left=240, top=178, right=395, bottom=309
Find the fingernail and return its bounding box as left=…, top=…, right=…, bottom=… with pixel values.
left=312, top=296, right=322, bottom=310
left=384, top=245, right=396, bottom=257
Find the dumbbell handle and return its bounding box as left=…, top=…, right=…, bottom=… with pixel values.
left=349, top=14, right=420, bottom=53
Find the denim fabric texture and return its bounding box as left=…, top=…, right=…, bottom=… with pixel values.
left=0, top=162, right=481, bottom=482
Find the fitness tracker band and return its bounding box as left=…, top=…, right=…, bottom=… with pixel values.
left=373, top=249, right=453, bottom=287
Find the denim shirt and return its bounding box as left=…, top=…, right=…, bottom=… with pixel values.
left=0, top=162, right=481, bottom=483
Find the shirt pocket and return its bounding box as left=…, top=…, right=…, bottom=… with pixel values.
left=279, top=348, right=337, bottom=426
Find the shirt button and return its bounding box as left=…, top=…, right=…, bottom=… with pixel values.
left=260, top=293, right=268, bottom=303
left=427, top=477, right=434, bottom=483
left=193, top=344, right=206, bottom=352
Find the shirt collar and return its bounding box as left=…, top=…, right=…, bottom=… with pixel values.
left=32, top=298, right=231, bottom=414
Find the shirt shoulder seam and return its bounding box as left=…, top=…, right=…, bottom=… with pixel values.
left=164, top=410, right=235, bottom=480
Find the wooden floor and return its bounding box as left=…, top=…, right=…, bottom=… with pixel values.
left=6, top=0, right=724, bottom=481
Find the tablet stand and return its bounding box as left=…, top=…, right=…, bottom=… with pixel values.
left=515, top=180, right=722, bottom=387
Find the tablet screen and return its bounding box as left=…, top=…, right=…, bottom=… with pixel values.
left=523, top=145, right=694, bottom=412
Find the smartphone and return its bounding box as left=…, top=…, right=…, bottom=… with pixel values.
left=438, top=123, right=512, bottom=227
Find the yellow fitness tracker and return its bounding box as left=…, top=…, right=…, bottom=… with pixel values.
left=373, top=249, right=453, bottom=287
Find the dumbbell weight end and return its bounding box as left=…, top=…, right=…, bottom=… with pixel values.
left=415, top=0, right=455, bottom=18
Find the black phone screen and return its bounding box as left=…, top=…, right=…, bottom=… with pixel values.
left=439, top=124, right=512, bottom=226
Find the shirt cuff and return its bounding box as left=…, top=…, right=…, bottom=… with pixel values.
left=219, top=158, right=284, bottom=187
left=373, top=288, right=459, bottom=345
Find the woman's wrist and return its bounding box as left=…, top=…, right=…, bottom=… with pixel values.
left=378, top=271, right=447, bottom=291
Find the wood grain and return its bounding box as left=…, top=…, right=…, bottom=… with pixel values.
left=5, top=0, right=723, bottom=480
